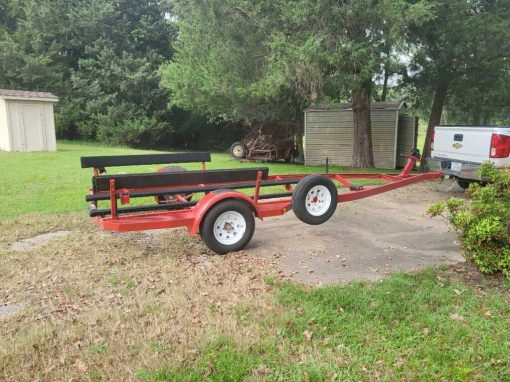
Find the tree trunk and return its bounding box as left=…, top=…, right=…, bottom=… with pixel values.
left=352, top=80, right=374, bottom=168
left=296, top=122, right=305, bottom=163
left=420, top=80, right=449, bottom=171
left=381, top=62, right=390, bottom=102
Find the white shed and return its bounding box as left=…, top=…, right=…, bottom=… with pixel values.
left=0, top=89, right=59, bottom=152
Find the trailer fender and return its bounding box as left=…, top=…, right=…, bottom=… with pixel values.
left=189, top=190, right=262, bottom=235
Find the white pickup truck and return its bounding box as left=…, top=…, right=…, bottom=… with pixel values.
left=431, top=125, right=510, bottom=189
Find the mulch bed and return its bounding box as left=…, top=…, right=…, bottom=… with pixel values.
left=444, top=261, right=509, bottom=294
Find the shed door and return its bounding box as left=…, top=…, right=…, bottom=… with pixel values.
left=21, top=104, right=45, bottom=151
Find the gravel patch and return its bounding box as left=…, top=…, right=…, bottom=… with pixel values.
left=0, top=304, right=22, bottom=319
left=11, top=231, right=71, bottom=252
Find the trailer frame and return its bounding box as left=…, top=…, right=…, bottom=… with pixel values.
left=82, top=151, right=443, bottom=253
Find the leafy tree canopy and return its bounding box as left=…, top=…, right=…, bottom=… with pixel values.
left=404, top=0, right=510, bottom=167
left=0, top=0, right=178, bottom=147
left=162, top=0, right=432, bottom=165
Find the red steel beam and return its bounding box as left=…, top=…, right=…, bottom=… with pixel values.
left=93, top=171, right=443, bottom=233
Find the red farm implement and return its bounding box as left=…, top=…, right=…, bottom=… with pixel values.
left=81, top=150, right=443, bottom=254
left=230, top=121, right=298, bottom=162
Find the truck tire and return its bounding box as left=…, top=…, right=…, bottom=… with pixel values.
left=230, top=142, right=247, bottom=159
left=200, top=199, right=255, bottom=254
left=292, top=175, right=338, bottom=225
left=457, top=178, right=472, bottom=190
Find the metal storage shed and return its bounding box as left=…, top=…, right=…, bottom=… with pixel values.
left=0, top=89, right=59, bottom=152
left=304, top=101, right=418, bottom=169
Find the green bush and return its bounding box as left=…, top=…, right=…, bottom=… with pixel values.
left=76, top=104, right=170, bottom=148
left=97, top=115, right=168, bottom=148
left=428, top=163, right=510, bottom=278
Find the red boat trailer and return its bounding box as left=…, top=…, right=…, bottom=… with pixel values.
left=81, top=150, right=443, bottom=254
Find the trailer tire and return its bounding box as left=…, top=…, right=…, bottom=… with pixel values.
left=292, top=175, right=337, bottom=225
left=230, top=142, right=247, bottom=159
left=200, top=199, right=255, bottom=255
left=156, top=166, right=193, bottom=204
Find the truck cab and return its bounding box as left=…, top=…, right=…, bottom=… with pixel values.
left=431, top=125, right=510, bottom=189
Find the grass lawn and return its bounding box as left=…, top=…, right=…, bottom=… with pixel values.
left=1, top=141, right=509, bottom=381
left=143, top=270, right=510, bottom=381
left=0, top=140, right=394, bottom=219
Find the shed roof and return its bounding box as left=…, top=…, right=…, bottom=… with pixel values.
left=0, top=88, right=58, bottom=102
left=305, top=101, right=405, bottom=112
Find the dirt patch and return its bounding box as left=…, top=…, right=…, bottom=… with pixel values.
left=10, top=230, right=71, bottom=252
left=442, top=261, right=509, bottom=294
left=0, top=214, right=81, bottom=253
left=250, top=179, right=465, bottom=284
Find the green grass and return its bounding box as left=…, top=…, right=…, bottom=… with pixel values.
left=140, top=269, right=510, bottom=381
left=2, top=140, right=509, bottom=381
left=0, top=140, right=394, bottom=219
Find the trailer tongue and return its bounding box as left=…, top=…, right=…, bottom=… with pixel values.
left=82, top=150, right=443, bottom=254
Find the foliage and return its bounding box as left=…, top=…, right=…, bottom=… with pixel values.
left=0, top=0, right=197, bottom=148
left=0, top=0, right=246, bottom=149
left=62, top=1, right=176, bottom=143
left=162, top=1, right=302, bottom=123
left=445, top=56, right=510, bottom=125
left=162, top=0, right=432, bottom=166
left=95, top=112, right=169, bottom=148
left=429, top=164, right=510, bottom=278
left=2, top=0, right=509, bottom=150
left=404, top=0, right=510, bottom=167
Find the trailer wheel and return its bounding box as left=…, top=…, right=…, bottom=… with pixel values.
left=156, top=166, right=193, bottom=204
left=230, top=142, right=247, bottom=159
left=292, top=175, right=337, bottom=225
left=200, top=199, right=255, bottom=254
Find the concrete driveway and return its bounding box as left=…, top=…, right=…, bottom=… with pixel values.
left=249, top=179, right=465, bottom=284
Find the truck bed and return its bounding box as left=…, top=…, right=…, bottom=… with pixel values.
left=432, top=126, right=509, bottom=164
left=431, top=125, right=510, bottom=181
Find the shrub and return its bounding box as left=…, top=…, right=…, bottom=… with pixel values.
left=428, top=163, right=510, bottom=278
left=96, top=114, right=169, bottom=148
left=79, top=104, right=169, bottom=148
